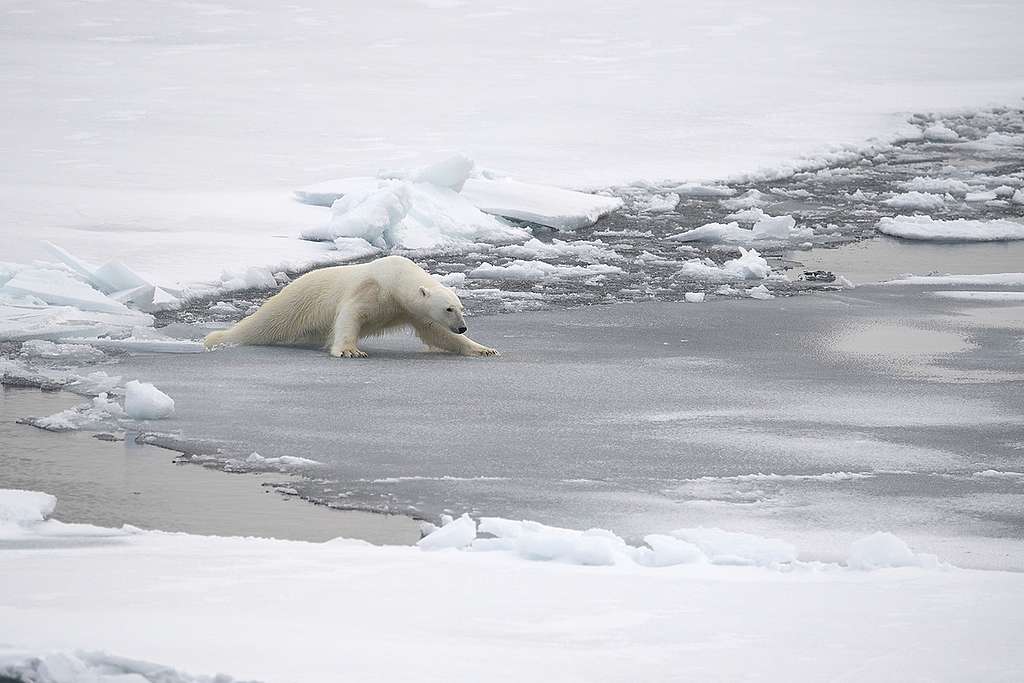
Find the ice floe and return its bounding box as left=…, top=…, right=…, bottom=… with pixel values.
left=492, top=238, right=619, bottom=263
left=467, top=260, right=623, bottom=281
left=882, top=191, right=949, bottom=211
left=876, top=216, right=1024, bottom=241
left=930, top=291, right=1024, bottom=302
left=884, top=273, right=1024, bottom=286
left=897, top=176, right=971, bottom=195
left=668, top=214, right=811, bottom=244
left=675, top=248, right=774, bottom=282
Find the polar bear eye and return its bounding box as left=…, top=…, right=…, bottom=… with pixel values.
left=445, top=307, right=454, bottom=312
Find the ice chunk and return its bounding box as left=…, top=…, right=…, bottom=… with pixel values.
left=493, top=238, right=619, bottom=263
left=61, top=335, right=205, bottom=354
left=293, top=176, right=385, bottom=207
left=673, top=183, right=735, bottom=197
left=307, top=181, right=529, bottom=251
left=411, top=154, right=474, bottom=191
left=634, top=192, right=680, bottom=213
left=876, top=216, right=1024, bottom=241
left=751, top=214, right=810, bottom=240
left=475, top=518, right=632, bottom=566
left=896, top=177, right=969, bottom=194
left=724, top=207, right=770, bottom=223
left=1013, top=189, right=1024, bottom=205
left=639, top=534, right=706, bottom=567
left=720, top=189, right=770, bottom=210
left=124, top=380, right=175, bottom=419
left=922, top=123, right=960, bottom=142
left=20, top=339, right=105, bottom=363
left=675, top=248, right=772, bottom=282
left=1, top=269, right=135, bottom=315
left=684, top=292, right=705, bottom=303
left=460, top=178, right=623, bottom=230
left=847, top=532, right=939, bottom=570
left=417, top=513, right=477, bottom=550
left=28, top=393, right=125, bottom=432
left=882, top=191, right=948, bottom=211
left=671, top=527, right=797, bottom=566
left=91, top=259, right=151, bottom=293
left=245, top=452, right=323, bottom=468
left=669, top=221, right=752, bottom=243
left=965, top=190, right=997, bottom=202
left=747, top=284, right=774, bottom=299
left=219, top=267, right=278, bottom=292
left=0, top=489, right=56, bottom=525
left=468, top=260, right=623, bottom=281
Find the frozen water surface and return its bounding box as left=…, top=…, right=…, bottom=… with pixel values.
left=112, top=284, right=1024, bottom=569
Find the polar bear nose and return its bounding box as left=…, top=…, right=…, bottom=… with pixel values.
left=457, top=326, right=467, bottom=334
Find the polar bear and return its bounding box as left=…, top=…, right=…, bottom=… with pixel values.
left=203, top=256, right=498, bottom=358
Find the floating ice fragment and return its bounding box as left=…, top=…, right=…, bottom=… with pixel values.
left=124, top=380, right=175, bottom=419
left=876, top=216, right=1024, bottom=241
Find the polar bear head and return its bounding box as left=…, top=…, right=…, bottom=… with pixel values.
left=417, top=286, right=468, bottom=334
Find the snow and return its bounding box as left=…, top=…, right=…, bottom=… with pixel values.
left=467, top=260, right=623, bottom=281
left=882, top=191, right=949, bottom=211
left=885, top=273, right=1024, bottom=286
left=0, top=490, right=56, bottom=526
left=0, top=650, right=246, bottom=683
left=4, top=491, right=1024, bottom=682
left=876, top=216, right=1024, bottom=241
left=847, top=532, right=940, bottom=570
left=460, top=178, right=624, bottom=230
left=124, top=380, right=175, bottom=420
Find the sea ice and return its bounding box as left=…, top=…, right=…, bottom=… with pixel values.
left=747, top=284, right=775, bottom=300
left=671, top=527, right=797, bottom=566
left=492, top=238, right=619, bottom=263
left=417, top=513, right=477, bottom=550
left=460, top=177, right=623, bottom=230
left=884, top=273, right=1024, bottom=286
left=882, top=191, right=949, bottom=211
left=922, top=123, right=960, bottom=142
left=467, top=260, right=623, bottom=281
left=876, top=216, right=1024, bottom=241
left=684, top=292, right=706, bottom=303
left=668, top=214, right=809, bottom=243
left=124, top=380, right=175, bottom=420
left=633, top=192, right=680, bottom=213
left=897, top=176, right=970, bottom=195
left=1, top=269, right=134, bottom=315
left=720, top=189, right=771, bottom=210
left=20, top=340, right=105, bottom=364
left=931, top=291, right=1024, bottom=302
left=0, top=490, right=56, bottom=526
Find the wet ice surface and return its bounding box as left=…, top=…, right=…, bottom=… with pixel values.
left=119, top=284, right=1024, bottom=569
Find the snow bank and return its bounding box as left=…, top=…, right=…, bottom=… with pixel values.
left=675, top=248, right=773, bottom=282
left=0, top=490, right=56, bottom=525
left=467, top=260, right=623, bottom=281
left=124, top=380, right=175, bottom=420
left=847, top=532, right=940, bottom=570
left=461, top=178, right=623, bottom=230
left=877, top=216, right=1024, bottom=241
left=882, top=191, right=949, bottom=211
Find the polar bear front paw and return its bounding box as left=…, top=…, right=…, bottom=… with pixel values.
left=473, top=346, right=499, bottom=357
left=330, top=346, right=368, bottom=358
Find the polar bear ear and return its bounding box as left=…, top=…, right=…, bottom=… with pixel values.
left=419, top=286, right=430, bottom=298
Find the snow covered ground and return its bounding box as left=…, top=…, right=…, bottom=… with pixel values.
left=2, top=488, right=1024, bottom=683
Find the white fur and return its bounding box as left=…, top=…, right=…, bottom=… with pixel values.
left=203, top=256, right=498, bottom=358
